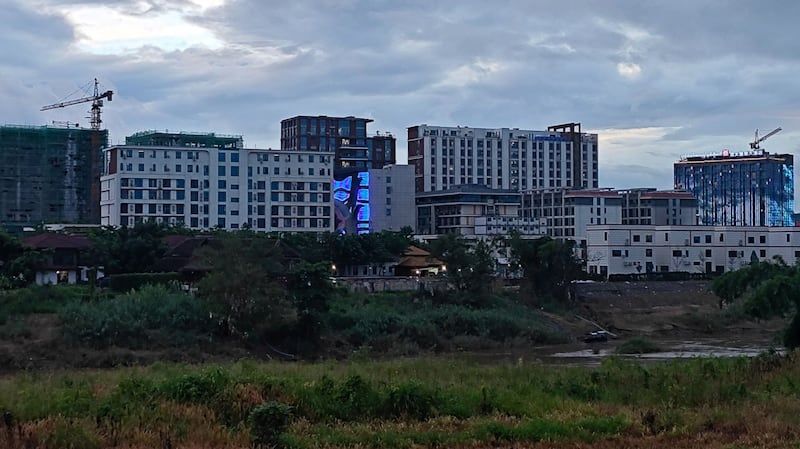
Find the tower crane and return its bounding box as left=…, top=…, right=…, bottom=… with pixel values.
left=749, top=127, right=782, bottom=150
left=40, top=78, right=113, bottom=224
left=41, top=78, right=113, bottom=130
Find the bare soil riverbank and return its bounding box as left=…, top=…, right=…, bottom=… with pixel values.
left=459, top=280, right=785, bottom=366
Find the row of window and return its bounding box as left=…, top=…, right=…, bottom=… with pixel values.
left=121, top=149, right=211, bottom=161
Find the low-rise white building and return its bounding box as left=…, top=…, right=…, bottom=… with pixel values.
left=586, top=224, right=800, bottom=277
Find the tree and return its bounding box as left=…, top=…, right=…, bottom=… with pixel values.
left=284, top=261, right=336, bottom=352
left=509, top=233, right=583, bottom=307
left=196, top=237, right=296, bottom=339
left=428, top=234, right=495, bottom=296
left=0, top=230, right=46, bottom=288
left=710, top=257, right=800, bottom=348
left=89, top=222, right=169, bottom=274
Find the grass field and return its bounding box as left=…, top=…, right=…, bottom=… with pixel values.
left=1, top=352, right=799, bottom=448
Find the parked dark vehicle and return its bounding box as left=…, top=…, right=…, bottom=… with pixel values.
left=583, top=330, right=610, bottom=343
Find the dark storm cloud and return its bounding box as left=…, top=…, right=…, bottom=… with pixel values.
left=2, top=0, right=800, bottom=190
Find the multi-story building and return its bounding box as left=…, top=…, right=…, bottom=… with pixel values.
left=586, top=224, right=800, bottom=277
left=0, top=124, right=108, bottom=230
left=521, top=188, right=622, bottom=246
left=619, top=188, right=697, bottom=226
left=416, top=185, right=543, bottom=236
left=101, top=131, right=334, bottom=232
left=280, top=115, right=396, bottom=169
left=407, top=122, right=598, bottom=193
left=674, top=149, right=794, bottom=226
left=332, top=164, right=415, bottom=235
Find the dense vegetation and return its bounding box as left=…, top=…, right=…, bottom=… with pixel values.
left=712, top=257, right=800, bottom=348
left=0, top=354, right=799, bottom=448
left=0, top=282, right=567, bottom=368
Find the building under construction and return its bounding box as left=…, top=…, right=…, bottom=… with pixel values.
left=0, top=125, right=108, bottom=231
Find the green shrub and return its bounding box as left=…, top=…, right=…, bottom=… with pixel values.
left=159, top=367, right=230, bottom=404
left=60, top=284, right=213, bottom=348
left=616, top=337, right=662, bottom=355
left=248, top=402, right=293, bottom=448
left=384, top=381, right=438, bottom=420
left=106, top=272, right=181, bottom=292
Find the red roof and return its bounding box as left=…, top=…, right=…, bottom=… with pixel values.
left=22, top=233, right=92, bottom=250
left=639, top=191, right=695, bottom=199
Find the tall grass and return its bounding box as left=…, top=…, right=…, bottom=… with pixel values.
left=0, top=353, right=799, bottom=448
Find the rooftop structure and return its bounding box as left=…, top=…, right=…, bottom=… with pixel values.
left=126, top=130, right=243, bottom=149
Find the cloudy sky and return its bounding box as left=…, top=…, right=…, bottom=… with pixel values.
left=3, top=0, right=800, bottom=192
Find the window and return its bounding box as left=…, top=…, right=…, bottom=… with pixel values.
left=645, top=235, right=653, bottom=243
left=218, top=192, right=226, bottom=202
left=705, top=249, right=712, bottom=257
left=760, top=235, right=766, bottom=244
left=231, top=152, right=239, bottom=163
left=748, top=236, right=755, bottom=244
left=633, top=235, right=640, bottom=242
left=664, top=233, right=669, bottom=242
left=611, top=249, right=622, bottom=257
left=645, top=248, right=652, bottom=257
left=760, top=249, right=766, bottom=258
left=231, top=166, right=239, bottom=176
left=218, top=205, right=226, bottom=215
left=218, top=180, right=226, bottom=189
left=218, top=166, right=226, bottom=176
left=673, top=250, right=683, bottom=257
left=705, top=235, right=712, bottom=243
left=693, top=236, right=700, bottom=244
left=218, top=152, right=226, bottom=162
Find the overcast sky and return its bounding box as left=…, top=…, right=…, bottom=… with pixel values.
left=3, top=0, right=800, bottom=192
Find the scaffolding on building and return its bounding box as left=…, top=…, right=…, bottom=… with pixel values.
left=0, top=125, right=109, bottom=230
left=125, top=130, right=244, bottom=149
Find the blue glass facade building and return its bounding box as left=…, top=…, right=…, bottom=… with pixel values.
left=674, top=151, right=794, bottom=226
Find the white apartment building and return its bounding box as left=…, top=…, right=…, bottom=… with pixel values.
left=101, top=135, right=335, bottom=232
left=407, top=123, right=598, bottom=193
left=586, top=224, right=800, bottom=277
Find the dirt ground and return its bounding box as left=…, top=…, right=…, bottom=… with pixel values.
left=572, top=280, right=783, bottom=337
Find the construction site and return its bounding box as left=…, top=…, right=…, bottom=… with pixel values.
left=0, top=125, right=109, bottom=231
left=0, top=79, right=113, bottom=232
